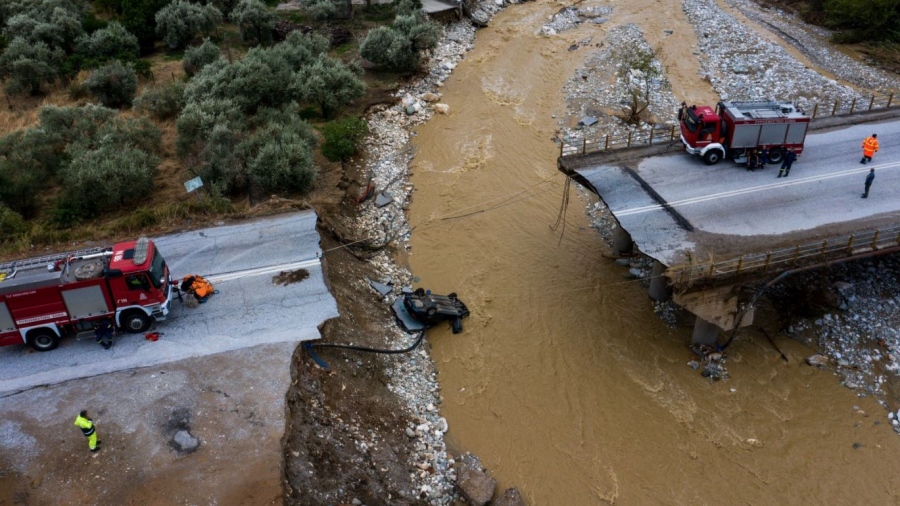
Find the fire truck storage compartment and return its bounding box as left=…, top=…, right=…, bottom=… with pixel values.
left=0, top=302, right=14, bottom=333
left=731, top=124, right=765, bottom=149
left=62, top=285, right=112, bottom=319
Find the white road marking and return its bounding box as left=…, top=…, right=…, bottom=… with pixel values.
left=616, top=160, right=900, bottom=216
left=207, top=258, right=321, bottom=284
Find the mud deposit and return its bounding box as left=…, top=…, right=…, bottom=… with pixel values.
left=407, top=0, right=900, bottom=503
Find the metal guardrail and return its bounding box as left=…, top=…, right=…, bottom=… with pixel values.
left=559, top=93, right=897, bottom=158
left=666, top=225, right=900, bottom=287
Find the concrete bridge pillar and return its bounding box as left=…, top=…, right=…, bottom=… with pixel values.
left=692, top=317, right=721, bottom=346
left=612, top=226, right=633, bottom=256
left=648, top=260, right=671, bottom=302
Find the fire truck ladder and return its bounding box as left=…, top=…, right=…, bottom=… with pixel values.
left=0, top=246, right=110, bottom=280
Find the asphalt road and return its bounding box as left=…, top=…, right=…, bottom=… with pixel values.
left=578, top=120, right=900, bottom=264
left=0, top=211, right=339, bottom=396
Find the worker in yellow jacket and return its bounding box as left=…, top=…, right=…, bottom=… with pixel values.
left=861, top=134, right=879, bottom=164
left=74, top=410, right=101, bottom=452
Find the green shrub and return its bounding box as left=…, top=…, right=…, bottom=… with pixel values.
left=74, top=21, right=139, bottom=63
left=0, top=157, right=45, bottom=217
left=321, top=117, right=367, bottom=162
left=83, top=60, right=138, bottom=107
left=3, top=6, right=84, bottom=52
left=246, top=135, right=315, bottom=195
left=0, top=37, right=65, bottom=95
left=0, top=204, right=27, bottom=239
left=135, top=82, right=186, bottom=119
left=359, top=5, right=438, bottom=71
left=183, top=38, right=220, bottom=76
left=211, top=0, right=241, bottom=19
left=292, top=54, right=365, bottom=118
left=304, top=0, right=339, bottom=21
left=60, top=142, right=159, bottom=217
left=155, top=0, right=221, bottom=50
left=232, top=0, right=276, bottom=45
left=68, top=81, right=89, bottom=99
left=175, top=97, right=246, bottom=156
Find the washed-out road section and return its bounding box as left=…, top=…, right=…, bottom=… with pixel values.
left=0, top=211, right=338, bottom=505
left=0, top=211, right=338, bottom=396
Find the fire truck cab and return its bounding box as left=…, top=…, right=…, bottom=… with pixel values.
left=0, top=237, right=174, bottom=351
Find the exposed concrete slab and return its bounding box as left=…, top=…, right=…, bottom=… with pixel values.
left=575, top=165, right=695, bottom=264
left=422, top=0, right=457, bottom=14
left=0, top=211, right=339, bottom=396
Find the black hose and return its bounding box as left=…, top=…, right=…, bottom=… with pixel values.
left=303, top=330, right=427, bottom=369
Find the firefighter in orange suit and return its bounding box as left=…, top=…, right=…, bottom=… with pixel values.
left=861, top=134, right=879, bottom=164
left=74, top=410, right=101, bottom=452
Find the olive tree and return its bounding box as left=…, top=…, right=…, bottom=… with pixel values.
left=3, top=6, right=84, bottom=52
left=60, top=142, right=159, bottom=216
left=74, top=21, right=140, bottom=63
left=232, top=0, right=276, bottom=45
left=155, top=0, right=222, bottom=49
left=83, top=60, right=139, bottom=108
left=292, top=55, right=365, bottom=118
left=134, top=82, right=186, bottom=119
left=0, top=37, right=65, bottom=95
left=183, top=38, right=220, bottom=76
left=359, top=2, right=438, bottom=71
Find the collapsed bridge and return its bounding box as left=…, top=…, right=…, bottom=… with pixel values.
left=558, top=107, right=900, bottom=345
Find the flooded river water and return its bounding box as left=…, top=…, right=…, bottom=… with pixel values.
left=407, top=1, right=900, bottom=503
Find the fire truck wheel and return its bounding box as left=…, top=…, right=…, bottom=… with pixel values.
left=121, top=310, right=152, bottom=333
left=703, top=149, right=723, bottom=165
left=28, top=329, right=59, bottom=352
left=767, top=148, right=784, bottom=164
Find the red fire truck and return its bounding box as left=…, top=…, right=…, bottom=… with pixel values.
left=0, top=237, right=174, bottom=351
left=679, top=101, right=810, bottom=165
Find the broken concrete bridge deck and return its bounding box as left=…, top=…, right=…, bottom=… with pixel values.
left=567, top=119, right=900, bottom=278
left=0, top=211, right=339, bottom=396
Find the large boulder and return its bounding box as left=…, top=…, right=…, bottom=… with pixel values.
left=494, top=487, right=526, bottom=506
left=456, top=455, right=496, bottom=506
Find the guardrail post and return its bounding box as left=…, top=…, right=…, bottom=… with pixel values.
left=560, top=141, right=564, bottom=157
left=820, top=239, right=827, bottom=256
left=872, top=229, right=880, bottom=250
left=736, top=256, right=744, bottom=275
left=831, top=101, right=839, bottom=116
left=812, top=103, right=818, bottom=119
left=707, top=261, right=715, bottom=278
left=627, top=130, right=633, bottom=148
left=582, top=138, right=586, bottom=155
left=849, top=98, right=857, bottom=114
left=846, top=234, right=854, bottom=254
left=670, top=125, right=676, bottom=140
left=889, top=93, right=895, bottom=108
left=604, top=135, right=609, bottom=151
left=763, top=251, right=772, bottom=272
left=649, top=128, right=654, bottom=146
left=869, top=96, right=876, bottom=111
left=792, top=245, right=800, bottom=263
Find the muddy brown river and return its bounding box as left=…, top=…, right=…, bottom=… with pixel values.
left=407, top=1, right=900, bottom=503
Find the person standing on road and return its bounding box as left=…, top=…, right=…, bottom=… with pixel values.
left=95, top=319, right=114, bottom=350
left=862, top=168, right=875, bottom=198
left=777, top=149, right=798, bottom=178
left=74, top=410, right=101, bottom=452
left=861, top=134, right=879, bottom=164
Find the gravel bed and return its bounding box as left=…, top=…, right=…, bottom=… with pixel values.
left=724, top=0, right=900, bottom=93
